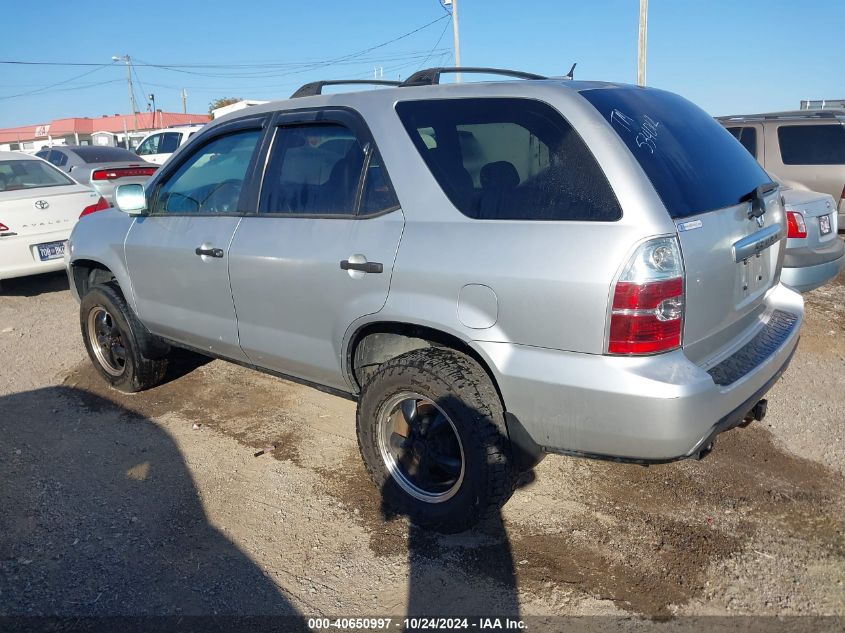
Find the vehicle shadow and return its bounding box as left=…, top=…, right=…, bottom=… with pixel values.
left=0, top=385, right=308, bottom=630
left=0, top=271, right=69, bottom=297
left=379, top=394, right=527, bottom=624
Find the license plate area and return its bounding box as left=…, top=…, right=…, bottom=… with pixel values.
left=819, top=214, right=831, bottom=235
left=36, top=241, right=66, bottom=261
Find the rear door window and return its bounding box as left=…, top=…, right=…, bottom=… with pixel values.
left=726, top=126, right=758, bottom=158
left=581, top=87, right=771, bottom=219
left=159, top=132, right=182, bottom=154
left=395, top=98, right=621, bottom=221
left=260, top=122, right=398, bottom=216
left=778, top=124, right=845, bottom=165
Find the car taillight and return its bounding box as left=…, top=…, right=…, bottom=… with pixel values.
left=607, top=236, right=685, bottom=355
left=0, top=222, right=9, bottom=232
left=786, top=211, right=807, bottom=238
left=80, top=197, right=110, bottom=218
left=92, top=167, right=157, bottom=180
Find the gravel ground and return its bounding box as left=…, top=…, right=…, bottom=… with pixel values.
left=0, top=268, right=843, bottom=625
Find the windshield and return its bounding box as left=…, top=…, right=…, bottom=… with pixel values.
left=0, top=159, right=75, bottom=192
left=581, top=86, right=771, bottom=219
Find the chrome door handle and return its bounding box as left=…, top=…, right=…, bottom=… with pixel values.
left=195, top=246, right=224, bottom=258
left=340, top=259, right=383, bottom=273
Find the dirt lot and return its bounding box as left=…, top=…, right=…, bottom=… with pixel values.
left=1, top=269, right=843, bottom=625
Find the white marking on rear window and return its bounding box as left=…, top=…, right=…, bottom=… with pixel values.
left=610, top=109, right=660, bottom=154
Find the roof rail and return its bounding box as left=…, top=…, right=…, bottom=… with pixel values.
left=290, top=79, right=402, bottom=99
left=400, top=67, right=548, bottom=87
left=717, top=110, right=845, bottom=122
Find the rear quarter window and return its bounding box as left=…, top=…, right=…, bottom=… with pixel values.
left=581, top=87, right=771, bottom=219
left=395, top=98, right=622, bottom=221
left=778, top=124, right=845, bottom=165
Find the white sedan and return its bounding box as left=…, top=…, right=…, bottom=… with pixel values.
left=0, top=151, right=107, bottom=282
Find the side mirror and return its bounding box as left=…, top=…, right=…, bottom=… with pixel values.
left=114, top=184, right=147, bottom=216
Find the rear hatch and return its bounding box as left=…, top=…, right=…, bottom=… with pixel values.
left=581, top=86, right=787, bottom=365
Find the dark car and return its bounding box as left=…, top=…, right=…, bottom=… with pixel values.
left=35, top=146, right=157, bottom=203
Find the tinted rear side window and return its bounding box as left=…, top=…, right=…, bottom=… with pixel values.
left=581, top=87, right=770, bottom=219
left=71, top=146, right=141, bottom=163
left=778, top=124, right=845, bottom=165
left=159, top=132, right=182, bottom=154
left=395, top=98, right=621, bottom=221
left=726, top=126, right=758, bottom=158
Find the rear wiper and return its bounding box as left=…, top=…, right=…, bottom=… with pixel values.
left=740, top=181, right=779, bottom=222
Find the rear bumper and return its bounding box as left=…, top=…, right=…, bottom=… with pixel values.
left=0, top=229, right=71, bottom=281
left=475, top=283, right=803, bottom=461
left=782, top=245, right=845, bottom=293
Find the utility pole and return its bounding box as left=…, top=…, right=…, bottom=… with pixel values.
left=181, top=88, right=187, bottom=114
left=443, top=0, right=461, bottom=82
left=112, top=54, right=138, bottom=131
left=637, top=0, right=648, bottom=86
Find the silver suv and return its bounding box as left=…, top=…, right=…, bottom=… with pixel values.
left=66, top=68, right=803, bottom=532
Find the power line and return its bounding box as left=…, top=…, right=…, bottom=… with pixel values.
left=0, top=62, right=114, bottom=101
left=415, top=14, right=452, bottom=72
left=0, top=14, right=450, bottom=76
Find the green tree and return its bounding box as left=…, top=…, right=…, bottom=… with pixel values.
left=208, top=97, right=242, bottom=116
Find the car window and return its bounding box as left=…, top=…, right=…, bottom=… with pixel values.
left=47, top=150, right=68, bottom=167
left=260, top=123, right=371, bottom=216
left=727, top=126, right=757, bottom=157
left=778, top=124, right=845, bottom=165
left=0, top=159, right=74, bottom=192
left=159, top=132, right=182, bottom=154
left=136, top=134, right=162, bottom=156
left=71, top=146, right=141, bottom=163
left=395, top=98, right=621, bottom=221
left=581, top=87, right=770, bottom=219
left=359, top=149, right=399, bottom=214
left=153, top=129, right=261, bottom=214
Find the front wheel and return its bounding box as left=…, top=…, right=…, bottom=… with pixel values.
left=80, top=282, right=168, bottom=393
left=357, top=348, right=517, bottom=533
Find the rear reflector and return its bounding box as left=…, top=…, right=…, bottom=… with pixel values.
left=80, top=197, right=110, bottom=218
left=92, top=166, right=157, bottom=180
left=607, top=237, right=685, bottom=355
left=786, top=211, right=807, bottom=238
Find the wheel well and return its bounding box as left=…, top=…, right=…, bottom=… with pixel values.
left=70, top=260, right=116, bottom=298
left=348, top=322, right=503, bottom=403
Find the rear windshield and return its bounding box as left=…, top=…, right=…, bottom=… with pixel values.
left=395, top=98, right=622, bottom=221
left=71, top=146, right=141, bottom=163
left=581, top=87, right=771, bottom=219
left=0, top=159, right=74, bottom=192
left=778, top=124, right=845, bottom=165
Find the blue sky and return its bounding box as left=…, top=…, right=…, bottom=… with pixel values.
left=0, top=0, right=842, bottom=127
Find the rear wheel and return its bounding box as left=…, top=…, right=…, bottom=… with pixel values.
left=357, top=348, right=517, bottom=533
left=80, top=282, right=168, bottom=393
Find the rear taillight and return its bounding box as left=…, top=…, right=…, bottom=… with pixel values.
left=80, top=197, right=110, bottom=218
left=0, top=222, right=9, bottom=232
left=92, top=166, right=157, bottom=180
left=607, top=236, right=685, bottom=355
left=786, top=211, right=807, bottom=238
